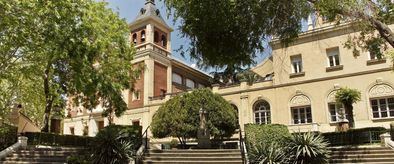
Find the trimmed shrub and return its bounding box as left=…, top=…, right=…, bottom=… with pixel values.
left=0, top=124, right=17, bottom=150
left=322, top=127, right=387, bottom=146
left=245, top=124, right=291, bottom=163
left=24, top=132, right=93, bottom=147
left=245, top=124, right=290, bottom=147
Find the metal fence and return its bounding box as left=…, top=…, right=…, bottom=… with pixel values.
left=391, top=123, right=394, bottom=141
left=323, top=130, right=385, bottom=146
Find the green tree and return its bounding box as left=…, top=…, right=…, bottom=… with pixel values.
left=335, top=87, right=361, bottom=128
left=0, top=0, right=137, bottom=131
left=151, top=89, right=238, bottom=146
left=161, top=0, right=393, bottom=68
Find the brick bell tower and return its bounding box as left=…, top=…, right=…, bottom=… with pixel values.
left=129, top=0, right=173, bottom=110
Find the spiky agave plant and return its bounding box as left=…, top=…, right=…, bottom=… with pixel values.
left=286, top=132, right=330, bottom=164
left=249, top=142, right=289, bottom=164
left=91, top=126, right=134, bottom=164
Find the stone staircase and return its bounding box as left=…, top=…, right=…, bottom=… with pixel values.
left=330, top=146, right=394, bottom=164
left=143, top=149, right=243, bottom=164
left=0, top=146, right=83, bottom=164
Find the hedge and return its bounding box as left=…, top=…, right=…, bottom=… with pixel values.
left=24, top=132, right=94, bottom=147
left=245, top=124, right=291, bottom=147
left=322, top=127, right=387, bottom=146
left=0, top=124, right=18, bottom=150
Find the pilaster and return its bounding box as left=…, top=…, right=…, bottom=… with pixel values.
left=144, top=59, right=155, bottom=105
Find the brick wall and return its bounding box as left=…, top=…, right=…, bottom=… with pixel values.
left=129, top=63, right=144, bottom=109
left=154, top=62, right=167, bottom=97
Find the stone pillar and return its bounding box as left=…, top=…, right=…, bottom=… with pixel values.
left=18, top=136, right=28, bottom=149
left=240, top=94, right=249, bottom=131
left=144, top=59, right=155, bottom=105
left=211, top=84, right=220, bottom=93
left=166, top=63, right=172, bottom=99
left=380, top=133, right=392, bottom=147
left=146, top=24, right=154, bottom=43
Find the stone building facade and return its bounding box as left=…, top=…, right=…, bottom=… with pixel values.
left=63, top=1, right=394, bottom=136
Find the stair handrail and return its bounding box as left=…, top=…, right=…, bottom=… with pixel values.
left=239, top=126, right=249, bottom=164
left=135, top=125, right=150, bottom=163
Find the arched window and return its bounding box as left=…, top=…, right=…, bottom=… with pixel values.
left=132, top=33, right=137, bottom=45
left=141, top=30, right=146, bottom=42
left=290, top=94, right=312, bottom=124
left=369, top=83, right=394, bottom=118
left=161, top=35, right=167, bottom=47
left=154, top=31, right=159, bottom=43
left=253, top=100, right=271, bottom=124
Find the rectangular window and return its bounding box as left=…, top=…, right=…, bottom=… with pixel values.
left=198, top=83, right=205, bottom=88
left=97, top=121, right=104, bottom=131
left=160, top=89, right=166, bottom=96
left=328, top=103, right=347, bottom=122
left=172, top=73, right=182, bottom=84
left=371, top=97, right=394, bottom=118
left=70, top=127, right=75, bottom=135
left=132, top=120, right=140, bottom=126
left=132, top=90, right=140, bottom=101
left=292, top=106, right=312, bottom=124
left=186, top=79, right=195, bottom=89
left=327, top=47, right=340, bottom=67
left=291, top=55, right=303, bottom=73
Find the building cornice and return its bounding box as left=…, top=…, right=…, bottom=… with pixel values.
left=218, top=67, right=392, bottom=96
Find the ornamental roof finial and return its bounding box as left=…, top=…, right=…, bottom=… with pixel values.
left=146, top=0, right=155, bottom=5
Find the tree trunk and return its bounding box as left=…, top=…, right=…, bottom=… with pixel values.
left=368, top=17, right=394, bottom=48
left=307, top=0, right=394, bottom=48
left=41, top=66, right=53, bottom=132
left=344, top=103, right=354, bottom=128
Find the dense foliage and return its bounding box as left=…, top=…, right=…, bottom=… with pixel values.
left=162, top=0, right=394, bottom=70
left=0, top=124, right=17, bottom=150
left=0, top=0, right=137, bottom=131
left=286, top=132, right=329, bottom=164
left=151, top=89, right=238, bottom=145
left=24, top=132, right=93, bottom=147
left=91, top=125, right=142, bottom=164
left=245, top=124, right=329, bottom=164
left=335, top=87, right=361, bottom=127
left=162, top=0, right=311, bottom=69
left=245, top=124, right=291, bottom=163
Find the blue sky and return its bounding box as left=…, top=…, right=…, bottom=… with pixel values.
left=105, top=0, right=270, bottom=72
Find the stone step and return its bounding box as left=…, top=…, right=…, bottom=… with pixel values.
left=2, top=157, right=66, bottom=162
left=330, top=150, right=394, bottom=154
left=147, top=152, right=241, bottom=157
left=0, top=162, right=66, bottom=164
left=143, top=160, right=243, bottom=164
left=335, top=162, right=394, bottom=164
left=17, top=150, right=80, bottom=154
left=148, top=149, right=240, bottom=153
left=331, top=153, right=394, bottom=159
left=7, top=154, right=70, bottom=158
left=144, top=156, right=242, bottom=161
left=329, top=147, right=389, bottom=151
left=330, top=157, right=394, bottom=163
left=25, top=147, right=85, bottom=151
